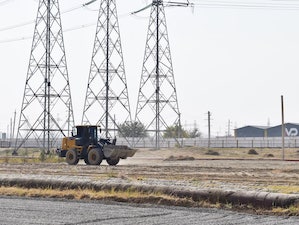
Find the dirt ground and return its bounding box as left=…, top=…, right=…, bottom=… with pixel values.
left=0, top=147, right=299, bottom=194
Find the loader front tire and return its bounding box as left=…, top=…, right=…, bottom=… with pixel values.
left=88, top=148, right=103, bottom=165
left=106, top=157, right=120, bottom=166
left=66, top=149, right=79, bottom=165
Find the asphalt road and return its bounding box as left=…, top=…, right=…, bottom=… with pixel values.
left=0, top=197, right=298, bottom=225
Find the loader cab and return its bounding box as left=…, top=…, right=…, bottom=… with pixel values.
left=75, top=125, right=100, bottom=146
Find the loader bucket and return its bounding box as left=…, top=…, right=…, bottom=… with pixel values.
left=103, top=145, right=137, bottom=159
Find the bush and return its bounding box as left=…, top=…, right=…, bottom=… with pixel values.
left=39, top=151, right=46, bottom=161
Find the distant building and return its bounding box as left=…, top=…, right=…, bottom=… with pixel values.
left=234, top=126, right=269, bottom=137
left=267, top=123, right=299, bottom=137
left=235, top=123, right=299, bottom=137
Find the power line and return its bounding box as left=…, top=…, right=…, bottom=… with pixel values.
left=0, top=0, right=99, bottom=33
left=131, top=0, right=299, bottom=13
left=0, top=21, right=34, bottom=32
left=0, top=36, right=31, bottom=44
left=189, top=0, right=299, bottom=10
left=0, top=0, right=14, bottom=6
left=3, top=0, right=299, bottom=44
left=0, top=22, right=97, bottom=44
left=0, top=13, right=133, bottom=44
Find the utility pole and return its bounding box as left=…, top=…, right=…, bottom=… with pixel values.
left=208, top=111, right=211, bottom=149
left=227, top=119, right=232, bottom=137
left=281, top=95, right=285, bottom=160
left=12, top=110, right=16, bottom=141
left=14, top=0, right=74, bottom=155
left=10, top=118, right=12, bottom=140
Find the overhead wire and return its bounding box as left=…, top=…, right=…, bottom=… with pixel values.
left=0, top=0, right=137, bottom=44
left=0, top=22, right=97, bottom=44
left=0, top=0, right=14, bottom=6
left=83, top=2, right=132, bottom=18
left=2, top=0, right=299, bottom=44
left=0, top=0, right=99, bottom=33
left=130, top=0, right=299, bottom=12
left=188, top=0, right=299, bottom=10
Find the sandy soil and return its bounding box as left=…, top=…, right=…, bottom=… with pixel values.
left=0, top=147, right=299, bottom=194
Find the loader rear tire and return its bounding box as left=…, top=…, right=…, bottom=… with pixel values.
left=106, top=157, right=120, bottom=166
left=66, top=149, right=79, bottom=165
left=88, top=148, right=103, bottom=165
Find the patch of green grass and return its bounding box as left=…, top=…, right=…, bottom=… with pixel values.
left=272, top=205, right=299, bottom=216
left=107, top=172, right=118, bottom=178
left=266, top=185, right=299, bottom=194
left=0, top=153, right=65, bottom=164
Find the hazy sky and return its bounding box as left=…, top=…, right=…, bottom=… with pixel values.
left=1, top=0, right=299, bottom=137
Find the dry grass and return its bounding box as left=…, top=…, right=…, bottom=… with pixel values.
left=266, top=185, right=299, bottom=194
left=0, top=186, right=197, bottom=207
left=271, top=205, right=299, bottom=216
left=0, top=186, right=298, bottom=216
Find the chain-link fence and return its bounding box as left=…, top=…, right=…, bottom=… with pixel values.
left=2, top=137, right=298, bottom=149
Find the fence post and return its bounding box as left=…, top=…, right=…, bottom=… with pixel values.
left=251, top=140, right=254, bottom=148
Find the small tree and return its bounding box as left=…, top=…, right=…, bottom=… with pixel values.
left=163, top=126, right=202, bottom=138
left=118, top=121, right=147, bottom=137
left=163, top=125, right=188, bottom=138
left=187, top=128, right=202, bottom=138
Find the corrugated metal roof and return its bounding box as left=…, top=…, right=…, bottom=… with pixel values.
left=235, top=125, right=270, bottom=130
left=236, top=123, right=299, bottom=130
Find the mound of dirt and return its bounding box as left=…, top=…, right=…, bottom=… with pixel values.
left=205, top=150, right=220, bottom=156
left=164, top=155, right=195, bottom=161
left=264, top=153, right=274, bottom=158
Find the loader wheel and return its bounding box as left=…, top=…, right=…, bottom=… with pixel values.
left=66, top=149, right=79, bottom=165
left=106, top=157, right=120, bottom=166
left=88, top=148, right=103, bottom=165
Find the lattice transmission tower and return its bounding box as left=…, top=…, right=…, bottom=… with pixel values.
left=14, top=0, right=74, bottom=154
left=82, top=0, right=132, bottom=139
left=134, top=0, right=190, bottom=149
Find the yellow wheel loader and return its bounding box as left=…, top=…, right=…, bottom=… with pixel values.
left=56, top=125, right=136, bottom=165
